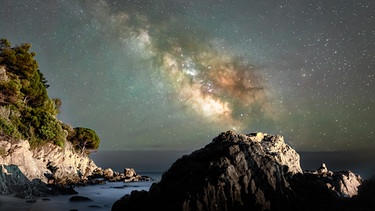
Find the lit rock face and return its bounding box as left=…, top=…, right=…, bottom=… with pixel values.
left=291, top=163, right=362, bottom=199
left=113, top=131, right=304, bottom=211
left=0, top=138, right=151, bottom=198
left=0, top=139, right=98, bottom=185
left=333, top=170, right=362, bottom=197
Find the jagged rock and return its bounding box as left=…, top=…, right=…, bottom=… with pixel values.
left=113, top=131, right=302, bottom=211
left=0, top=164, right=49, bottom=198
left=332, top=170, right=362, bottom=198
left=292, top=163, right=362, bottom=199
left=0, top=139, right=99, bottom=185
left=317, top=163, right=328, bottom=174
left=124, top=168, right=137, bottom=178
left=103, top=168, right=114, bottom=179
left=0, top=138, right=144, bottom=197
left=112, top=131, right=363, bottom=211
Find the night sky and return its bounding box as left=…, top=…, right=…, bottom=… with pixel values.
left=1, top=0, right=374, bottom=157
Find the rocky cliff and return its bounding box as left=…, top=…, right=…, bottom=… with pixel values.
left=0, top=138, right=101, bottom=198
left=112, top=131, right=365, bottom=211
left=0, top=139, right=98, bottom=185
left=0, top=138, right=151, bottom=198
left=0, top=40, right=150, bottom=199
left=0, top=139, right=152, bottom=200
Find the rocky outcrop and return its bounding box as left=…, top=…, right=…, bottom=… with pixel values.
left=0, top=138, right=150, bottom=198
left=0, top=164, right=49, bottom=198
left=113, top=131, right=302, bottom=211
left=289, top=164, right=363, bottom=211
left=112, top=131, right=363, bottom=211
left=0, top=139, right=98, bottom=185
left=296, top=163, right=362, bottom=198
left=89, top=167, right=151, bottom=182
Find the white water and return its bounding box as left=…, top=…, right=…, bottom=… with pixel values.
left=0, top=173, right=162, bottom=211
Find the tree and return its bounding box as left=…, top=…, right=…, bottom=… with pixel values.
left=0, top=38, right=10, bottom=50
left=70, top=127, right=100, bottom=154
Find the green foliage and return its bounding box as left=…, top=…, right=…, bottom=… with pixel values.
left=0, top=118, right=15, bottom=135
left=53, top=98, right=62, bottom=115
left=0, top=38, right=99, bottom=151
left=0, top=38, right=11, bottom=50
left=0, top=78, right=23, bottom=104
left=0, top=39, right=48, bottom=108
left=69, top=127, right=100, bottom=154
left=0, top=106, right=21, bottom=140
left=18, top=107, right=65, bottom=147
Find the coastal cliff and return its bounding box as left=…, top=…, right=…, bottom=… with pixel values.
left=0, top=39, right=149, bottom=199
left=112, top=131, right=366, bottom=211
left=0, top=137, right=149, bottom=199
left=0, top=139, right=98, bottom=185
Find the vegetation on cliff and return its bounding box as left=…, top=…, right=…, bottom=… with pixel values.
left=0, top=38, right=99, bottom=153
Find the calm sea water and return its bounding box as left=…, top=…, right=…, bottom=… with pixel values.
left=0, top=172, right=162, bottom=211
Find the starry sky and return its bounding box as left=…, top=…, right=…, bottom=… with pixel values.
left=0, top=0, right=374, bottom=155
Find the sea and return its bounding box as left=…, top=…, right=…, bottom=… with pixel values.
left=0, top=172, right=162, bottom=211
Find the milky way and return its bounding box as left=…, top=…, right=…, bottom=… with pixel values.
left=0, top=0, right=374, bottom=152
left=81, top=0, right=276, bottom=131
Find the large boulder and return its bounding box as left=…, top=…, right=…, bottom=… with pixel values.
left=113, top=131, right=303, bottom=211
left=112, top=131, right=363, bottom=211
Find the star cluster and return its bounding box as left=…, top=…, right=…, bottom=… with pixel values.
left=0, top=0, right=373, bottom=152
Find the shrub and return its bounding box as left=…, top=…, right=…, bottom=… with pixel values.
left=69, top=127, right=100, bottom=154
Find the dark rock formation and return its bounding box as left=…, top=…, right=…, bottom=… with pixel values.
left=0, top=164, right=50, bottom=199
left=112, top=131, right=363, bottom=211
left=50, top=185, right=78, bottom=195
left=358, top=175, right=375, bottom=201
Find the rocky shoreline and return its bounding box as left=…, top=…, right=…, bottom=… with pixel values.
left=1, top=131, right=374, bottom=210
left=0, top=138, right=152, bottom=201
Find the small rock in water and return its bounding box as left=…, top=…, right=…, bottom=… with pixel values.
left=25, top=199, right=37, bottom=203
left=69, top=195, right=93, bottom=202
left=51, top=185, right=78, bottom=195
left=111, top=185, right=128, bottom=189
left=88, top=205, right=102, bottom=208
